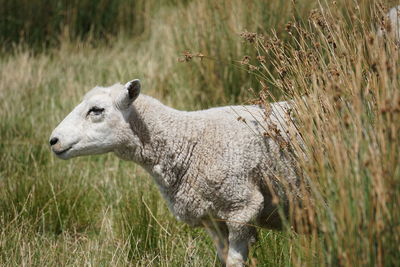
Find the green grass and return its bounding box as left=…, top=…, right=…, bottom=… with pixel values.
left=1, top=0, right=399, bottom=266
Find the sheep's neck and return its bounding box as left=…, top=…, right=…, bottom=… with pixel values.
left=118, top=95, right=200, bottom=191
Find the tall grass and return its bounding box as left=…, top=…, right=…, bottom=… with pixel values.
left=0, top=0, right=148, bottom=48
left=239, top=1, right=399, bottom=265
left=0, top=0, right=399, bottom=266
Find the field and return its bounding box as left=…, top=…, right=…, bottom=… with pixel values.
left=0, top=0, right=399, bottom=266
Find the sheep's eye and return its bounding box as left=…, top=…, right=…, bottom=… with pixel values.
left=87, top=106, right=104, bottom=116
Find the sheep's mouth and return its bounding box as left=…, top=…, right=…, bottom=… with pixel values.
left=54, top=147, right=72, bottom=155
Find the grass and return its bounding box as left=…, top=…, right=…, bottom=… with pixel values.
left=244, top=1, right=400, bottom=266
left=0, top=0, right=399, bottom=266
left=0, top=0, right=146, bottom=48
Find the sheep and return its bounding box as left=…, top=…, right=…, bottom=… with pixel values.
left=49, top=80, right=300, bottom=267
left=377, top=5, right=400, bottom=43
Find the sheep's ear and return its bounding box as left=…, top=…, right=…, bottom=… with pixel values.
left=125, top=79, right=141, bottom=100
left=117, top=79, right=141, bottom=109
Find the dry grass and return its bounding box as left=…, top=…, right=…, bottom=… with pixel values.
left=236, top=1, right=399, bottom=266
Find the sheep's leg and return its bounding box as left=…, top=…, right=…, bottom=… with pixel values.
left=225, top=223, right=257, bottom=267
left=204, top=221, right=229, bottom=266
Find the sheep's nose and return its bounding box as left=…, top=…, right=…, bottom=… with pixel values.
left=49, top=137, right=59, bottom=146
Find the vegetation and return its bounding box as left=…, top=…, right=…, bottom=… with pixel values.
left=0, top=0, right=398, bottom=266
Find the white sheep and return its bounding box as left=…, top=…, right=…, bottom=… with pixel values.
left=50, top=80, right=299, bottom=266
left=377, top=5, right=400, bottom=43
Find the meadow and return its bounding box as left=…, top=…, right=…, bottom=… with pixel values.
left=0, top=0, right=399, bottom=266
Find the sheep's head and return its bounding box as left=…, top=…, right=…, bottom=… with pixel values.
left=49, top=79, right=141, bottom=159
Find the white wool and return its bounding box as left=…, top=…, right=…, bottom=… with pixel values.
left=377, top=5, right=400, bottom=43
left=50, top=81, right=299, bottom=266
